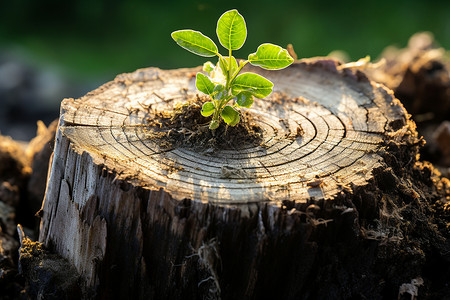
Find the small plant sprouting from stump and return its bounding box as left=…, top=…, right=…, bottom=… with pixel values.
left=171, top=9, right=294, bottom=129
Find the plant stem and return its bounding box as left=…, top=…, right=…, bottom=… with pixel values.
left=230, top=60, right=249, bottom=84
left=228, top=48, right=232, bottom=87
left=219, top=95, right=234, bottom=109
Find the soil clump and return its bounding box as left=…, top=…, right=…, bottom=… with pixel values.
left=145, top=95, right=263, bottom=152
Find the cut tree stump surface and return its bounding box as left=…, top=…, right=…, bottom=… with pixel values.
left=48, top=59, right=404, bottom=204
left=39, top=58, right=415, bottom=299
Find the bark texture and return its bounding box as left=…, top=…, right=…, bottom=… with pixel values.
left=38, top=59, right=433, bottom=299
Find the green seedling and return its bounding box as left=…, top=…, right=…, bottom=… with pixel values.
left=171, top=9, right=294, bottom=129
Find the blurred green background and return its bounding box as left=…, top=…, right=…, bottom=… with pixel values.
left=2, top=0, right=450, bottom=78
left=0, top=0, right=449, bottom=139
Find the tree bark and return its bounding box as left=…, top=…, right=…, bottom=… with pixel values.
left=38, top=58, right=417, bottom=299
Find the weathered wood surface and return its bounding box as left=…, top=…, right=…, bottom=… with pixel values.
left=39, top=58, right=415, bottom=299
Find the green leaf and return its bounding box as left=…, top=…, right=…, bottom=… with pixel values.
left=216, top=9, right=247, bottom=50
left=248, top=43, right=294, bottom=69
left=221, top=105, right=240, bottom=126
left=231, top=73, right=274, bottom=98
left=218, top=56, right=238, bottom=77
left=203, top=61, right=215, bottom=73
left=210, top=63, right=227, bottom=86
left=171, top=30, right=218, bottom=57
left=196, top=73, right=215, bottom=96
left=213, top=84, right=227, bottom=100
left=209, top=120, right=220, bottom=130
left=235, top=91, right=254, bottom=108
left=201, top=101, right=215, bottom=117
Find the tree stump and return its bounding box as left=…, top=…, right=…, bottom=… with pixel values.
left=38, top=58, right=417, bottom=299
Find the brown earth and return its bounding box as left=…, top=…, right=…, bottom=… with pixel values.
left=145, top=95, right=264, bottom=152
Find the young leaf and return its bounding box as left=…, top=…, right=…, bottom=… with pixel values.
left=203, top=61, right=215, bottom=73
left=209, top=120, right=220, bottom=130
left=221, top=105, right=240, bottom=126
left=231, top=73, right=274, bottom=98
left=196, top=73, right=215, bottom=96
left=213, top=84, right=227, bottom=100
left=218, top=56, right=238, bottom=78
left=201, top=101, right=215, bottom=117
left=171, top=30, right=218, bottom=57
left=210, top=63, right=227, bottom=86
left=248, top=43, right=294, bottom=69
left=235, top=91, right=254, bottom=108
left=216, top=9, right=247, bottom=51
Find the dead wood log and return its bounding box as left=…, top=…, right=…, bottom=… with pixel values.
left=38, top=58, right=420, bottom=299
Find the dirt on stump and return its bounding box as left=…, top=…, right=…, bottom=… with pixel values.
left=145, top=95, right=264, bottom=152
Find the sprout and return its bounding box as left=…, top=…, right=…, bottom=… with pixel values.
left=171, top=9, right=294, bottom=129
